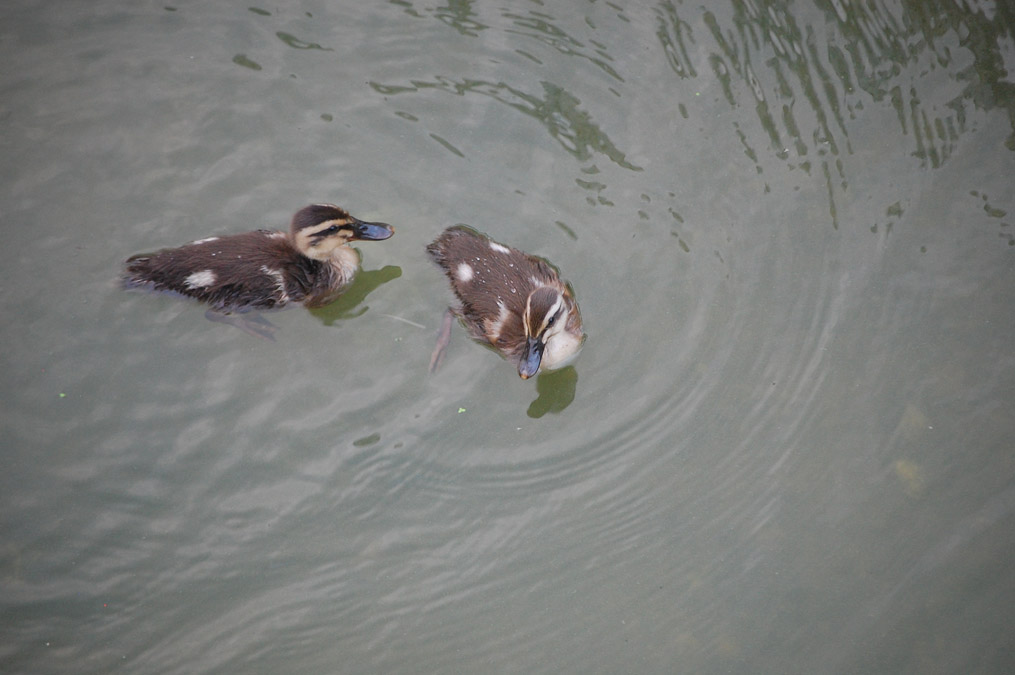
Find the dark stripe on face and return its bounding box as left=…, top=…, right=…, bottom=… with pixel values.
left=525, top=287, right=564, bottom=337
left=309, top=222, right=346, bottom=241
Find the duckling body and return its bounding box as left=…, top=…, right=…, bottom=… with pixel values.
left=427, top=225, right=584, bottom=378
left=124, top=204, right=393, bottom=314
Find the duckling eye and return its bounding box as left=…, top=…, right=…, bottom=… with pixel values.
left=325, top=225, right=340, bottom=234
left=546, top=313, right=557, bottom=327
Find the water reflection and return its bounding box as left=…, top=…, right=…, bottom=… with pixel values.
left=434, top=0, right=488, bottom=37
left=309, top=264, right=402, bottom=325
left=642, top=0, right=1015, bottom=235
left=655, top=1, right=697, bottom=79
left=504, top=10, right=623, bottom=81
left=370, top=77, right=641, bottom=169
left=232, top=54, right=262, bottom=71
left=375, top=1, right=1014, bottom=236
left=666, top=0, right=1015, bottom=169
left=527, top=366, right=578, bottom=418
left=275, top=31, right=333, bottom=52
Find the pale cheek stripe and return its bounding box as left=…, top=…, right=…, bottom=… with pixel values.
left=546, top=296, right=564, bottom=321
left=534, top=295, right=565, bottom=335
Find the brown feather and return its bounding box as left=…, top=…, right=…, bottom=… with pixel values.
left=123, top=204, right=392, bottom=314
left=427, top=225, right=584, bottom=375
left=124, top=231, right=340, bottom=311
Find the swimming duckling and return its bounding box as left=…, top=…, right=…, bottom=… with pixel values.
left=123, top=203, right=393, bottom=337
left=427, top=225, right=584, bottom=378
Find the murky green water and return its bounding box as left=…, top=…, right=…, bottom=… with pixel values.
left=2, top=1, right=1013, bottom=673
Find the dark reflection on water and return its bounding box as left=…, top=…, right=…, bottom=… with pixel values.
left=655, top=1, right=698, bottom=79
left=308, top=264, right=402, bottom=325
left=371, top=77, right=642, bottom=170
left=377, top=0, right=1014, bottom=234
left=232, top=53, right=262, bottom=71
left=503, top=10, right=624, bottom=81
left=434, top=0, right=487, bottom=37
left=275, top=31, right=334, bottom=52
left=658, top=0, right=1015, bottom=222
left=527, top=366, right=578, bottom=418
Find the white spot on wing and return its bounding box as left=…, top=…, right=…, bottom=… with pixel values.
left=189, top=237, right=220, bottom=245
left=456, top=262, right=474, bottom=282
left=260, top=265, right=290, bottom=304
left=489, top=241, right=511, bottom=254
left=268, top=231, right=287, bottom=240
left=184, top=270, right=216, bottom=289
left=485, top=300, right=511, bottom=342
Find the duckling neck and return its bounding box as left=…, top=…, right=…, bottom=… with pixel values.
left=327, top=245, right=360, bottom=283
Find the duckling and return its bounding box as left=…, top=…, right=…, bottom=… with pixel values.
left=123, top=203, right=394, bottom=337
left=427, top=225, right=584, bottom=379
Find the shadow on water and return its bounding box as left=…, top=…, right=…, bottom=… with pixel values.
left=527, top=365, right=578, bottom=418
left=308, top=264, right=402, bottom=325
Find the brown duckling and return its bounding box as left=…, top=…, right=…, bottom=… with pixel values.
left=123, top=203, right=393, bottom=336
left=427, top=225, right=584, bottom=378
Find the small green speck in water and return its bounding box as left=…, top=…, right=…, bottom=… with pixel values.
left=458, top=407, right=467, bottom=414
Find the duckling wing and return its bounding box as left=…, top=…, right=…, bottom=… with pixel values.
left=124, top=231, right=304, bottom=311
left=427, top=226, right=537, bottom=351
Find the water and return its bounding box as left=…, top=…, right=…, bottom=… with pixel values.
left=2, top=1, right=1013, bottom=673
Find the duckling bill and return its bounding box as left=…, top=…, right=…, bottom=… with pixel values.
left=427, top=225, right=584, bottom=378
left=123, top=203, right=393, bottom=337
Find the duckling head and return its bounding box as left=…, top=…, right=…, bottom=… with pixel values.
left=518, top=285, right=585, bottom=379
left=291, top=204, right=394, bottom=261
